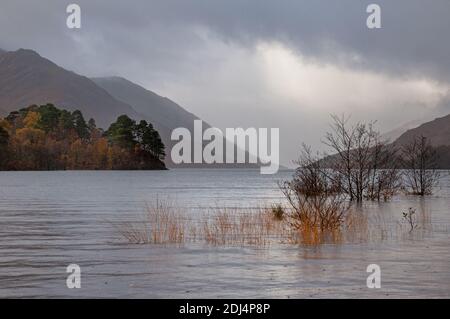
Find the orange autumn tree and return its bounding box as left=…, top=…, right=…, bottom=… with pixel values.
left=0, top=104, right=166, bottom=170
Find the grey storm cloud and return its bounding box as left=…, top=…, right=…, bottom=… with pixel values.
left=1, top=0, right=450, bottom=80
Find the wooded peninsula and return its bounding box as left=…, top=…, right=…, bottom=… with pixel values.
left=0, top=104, right=166, bottom=170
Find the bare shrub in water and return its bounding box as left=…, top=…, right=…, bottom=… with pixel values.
left=401, top=135, right=440, bottom=196
left=292, top=144, right=342, bottom=197
left=290, top=118, right=403, bottom=203
left=402, top=208, right=418, bottom=232
left=320, top=115, right=402, bottom=202
left=280, top=180, right=349, bottom=244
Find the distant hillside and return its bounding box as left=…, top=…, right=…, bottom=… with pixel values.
left=394, top=113, right=450, bottom=147
left=392, top=114, right=450, bottom=168
left=381, top=119, right=424, bottom=142
left=92, top=76, right=260, bottom=168
left=0, top=49, right=141, bottom=128
left=434, top=146, right=450, bottom=168
left=92, top=77, right=200, bottom=133
left=91, top=76, right=199, bottom=162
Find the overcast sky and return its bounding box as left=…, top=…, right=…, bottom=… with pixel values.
left=1, top=0, right=450, bottom=166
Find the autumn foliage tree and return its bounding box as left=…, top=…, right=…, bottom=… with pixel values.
left=0, top=104, right=166, bottom=170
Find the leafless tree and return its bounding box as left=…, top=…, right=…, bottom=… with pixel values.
left=366, top=135, right=402, bottom=201
left=323, top=115, right=357, bottom=200
left=288, top=115, right=403, bottom=205
left=323, top=115, right=401, bottom=202
left=402, top=135, right=440, bottom=195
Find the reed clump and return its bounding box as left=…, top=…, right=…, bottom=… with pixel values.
left=117, top=201, right=186, bottom=244
left=116, top=198, right=435, bottom=246
left=117, top=204, right=288, bottom=246
left=117, top=200, right=356, bottom=247
left=202, top=208, right=286, bottom=246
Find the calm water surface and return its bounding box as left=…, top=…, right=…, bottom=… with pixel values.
left=0, top=169, right=449, bottom=298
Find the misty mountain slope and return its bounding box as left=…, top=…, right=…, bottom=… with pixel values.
left=92, top=77, right=262, bottom=168
left=91, top=76, right=206, bottom=167
left=0, top=49, right=141, bottom=128
left=394, top=113, right=450, bottom=147
left=381, top=119, right=424, bottom=143
left=92, top=77, right=201, bottom=131
left=90, top=76, right=203, bottom=155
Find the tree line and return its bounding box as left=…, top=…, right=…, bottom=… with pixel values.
left=0, top=104, right=166, bottom=170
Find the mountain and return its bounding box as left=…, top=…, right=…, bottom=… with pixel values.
left=0, top=49, right=200, bottom=167
left=381, top=119, right=424, bottom=143
left=92, top=76, right=207, bottom=167
left=92, top=76, right=262, bottom=168
left=394, top=113, right=450, bottom=147
left=0, top=49, right=141, bottom=128
left=392, top=113, right=450, bottom=168
left=92, top=76, right=200, bottom=132
left=91, top=77, right=208, bottom=167
left=91, top=76, right=201, bottom=156
left=434, top=145, right=450, bottom=168
left=0, top=48, right=259, bottom=168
